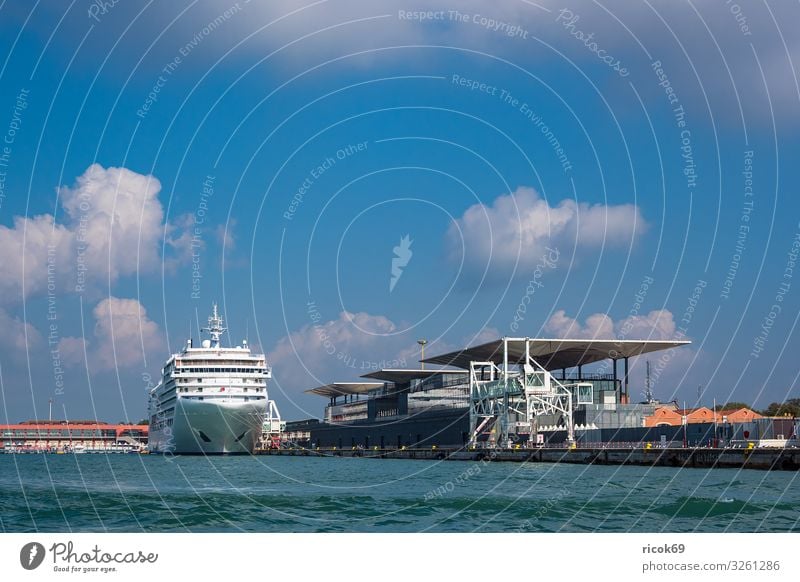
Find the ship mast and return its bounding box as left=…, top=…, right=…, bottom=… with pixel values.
left=202, top=303, right=227, bottom=348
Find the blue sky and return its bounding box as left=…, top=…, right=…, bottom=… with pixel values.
left=0, top=1, right=799, bottom=423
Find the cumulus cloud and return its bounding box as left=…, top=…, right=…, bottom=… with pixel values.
left=0, top=308, right=42, bottom=352
left=267, top=309, right=465, bottom=402
left=165, top=212, right=203, bottom=264
left=268, top=308, right=500, bottom=391
left=215, top=221, right=236, bottom=253
left=545, top=310, right=615, bottom=339
left=268, top=310, right=400, bottom=377
left=463, top=326, right=501, bottom=347
left=0, top=214, right=72, bottom=301
left=447, top=186, right=646, bottom=280
left=544, top=308, right=676, bottom=340
left=57, top=336, right=87, bottom=367
left=59, top=163, right=165, bottom=280
left=0, top=164, right=171, bottom=304
left=543, top=308, right=699, bottom=400
left=59, top=297, right=164, bottom=372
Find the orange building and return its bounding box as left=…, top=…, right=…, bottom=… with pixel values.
left=0, top=420, right=148, bottom=452
left=644, top=406, right=763, bottom=427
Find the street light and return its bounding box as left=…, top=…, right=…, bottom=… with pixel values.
left=417, top=339, right=428, bottom=370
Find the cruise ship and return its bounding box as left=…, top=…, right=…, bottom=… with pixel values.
left=148, top=304, right=278, bottom=455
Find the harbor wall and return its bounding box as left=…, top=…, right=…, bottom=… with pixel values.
left=294, top=414, right=797, bottom=450
left=308, top=409, right=470, bottom=449
left=261, top=445, right=800, bottom=471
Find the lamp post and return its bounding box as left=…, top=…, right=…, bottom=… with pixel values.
left=417, top=339, right=428, bottom=370
left=682, top=400, right=688, bottom=448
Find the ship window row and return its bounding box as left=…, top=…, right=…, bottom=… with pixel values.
left=176, top=367, right=267, bottom=374
left=159, top=395, right=177, bottom=407
left=183, top=395, right=265, bottom=401
left=151, top=417, right=174, bottom=430
left=177, top=387, right=263, bottom=393
left=152, top=406, right=175, bottom=420
left=176, top=361, right=264, bottom=367
left=176, top=378, right=263, bottom=385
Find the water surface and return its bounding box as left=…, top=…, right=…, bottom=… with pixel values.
left=1, top=454, right=797, bottom=532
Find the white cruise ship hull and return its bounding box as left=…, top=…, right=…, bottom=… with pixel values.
left=150, top=398, right=266, bottom=455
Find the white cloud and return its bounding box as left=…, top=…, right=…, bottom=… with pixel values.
left=267, top=309, right=465, bottom=400
left=0, top=164, right=171, bottom=304
left=447, top=186, right=646, bottom=280
left=59, top=163, right=165, bottom=281
left=0, top=214, right=73, bottom=301
left=544, top=308, right=699, bottom=401
left=215, top=221, right=236, bottom=253
left=616, top=309, right=677, bottom=340
left=59, top=297, right=164, bottom=372
left=144, top=1, right=799, bottom=124
left=463, top=326, right=501, bottom=347
left=57, top=336, right=86, bottom=367
left=544, top=308, right=675, bottom=340
left=545, top=310, right=615, bottom=339
left=268, top=308, right=502, bottom=393
left=181, top=0, right=539, bottom=66
left=268, top=310, right=399, bottom=377
left=93, top=297, right=163, bottom=370
left=165, top=212, right=202, bottom=264
left=0, top=308, right=42, bottom=352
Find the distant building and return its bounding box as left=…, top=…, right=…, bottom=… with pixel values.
left=0, top=420, right=148, bottom=452
left=644, top=406, right=763, bottom=427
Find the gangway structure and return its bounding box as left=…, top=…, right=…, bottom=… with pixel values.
left=423, top=336, right=690, bottom=449
left=467, top=340, right=593, bottom=446
left=260, top=399, right=285, bottom=449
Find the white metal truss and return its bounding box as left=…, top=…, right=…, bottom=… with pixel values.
left=468, top=338, right=588, bottom=447
left=260, top=399, right=285, bottom=448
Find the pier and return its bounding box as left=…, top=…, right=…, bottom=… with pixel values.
left=259, top=445, right=800, bottom=471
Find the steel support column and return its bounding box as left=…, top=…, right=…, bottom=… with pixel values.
left=501, top=339, right=509, bottom=446
left=623, top=357, right=629, bottom=403
left=612, top=358, right=618, bottom=400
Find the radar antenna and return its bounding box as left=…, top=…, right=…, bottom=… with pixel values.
left=201, top=303, right=227, bottom=348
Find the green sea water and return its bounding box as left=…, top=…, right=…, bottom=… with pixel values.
left=1, top=454, right=797, bottom=532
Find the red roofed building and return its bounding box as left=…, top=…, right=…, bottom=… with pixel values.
left=0, top=420, right=148, bottom=452
left=644, top=406, right=763, bottom=427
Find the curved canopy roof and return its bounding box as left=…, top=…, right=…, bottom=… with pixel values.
left=305, top=382, right=383, bottom=398
left=360, top=368, right=466, bottom=383
left=421, top=338, right=691, bottom=371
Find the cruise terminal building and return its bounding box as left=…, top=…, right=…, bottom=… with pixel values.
left=292, top=337, right=698, bottom=449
